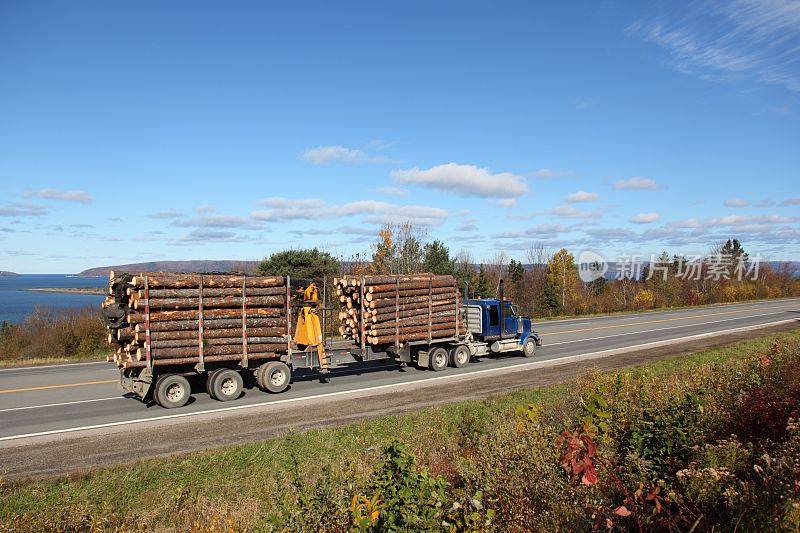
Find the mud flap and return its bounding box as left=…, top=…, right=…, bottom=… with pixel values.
left=417, top=350, right=430, bottom=368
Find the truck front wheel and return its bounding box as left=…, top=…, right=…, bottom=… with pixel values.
left=257, top=361, right=291, bottom=393
left=522, top=337, right=536, bottom=358
left=154, top=374, right=191, bottom=409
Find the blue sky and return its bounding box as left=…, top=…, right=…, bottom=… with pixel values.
left=1, top=0, right=798, bottom=273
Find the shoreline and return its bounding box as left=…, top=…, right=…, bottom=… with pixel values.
left=25, top=287, right=105, bottom=295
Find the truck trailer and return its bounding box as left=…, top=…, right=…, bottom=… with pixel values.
left=103, top=272, right=540, bottom=408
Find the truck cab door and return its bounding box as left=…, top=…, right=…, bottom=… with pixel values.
left=484, top=303, right=501, bottom=337
left=503, top=302, right=520, bottom=337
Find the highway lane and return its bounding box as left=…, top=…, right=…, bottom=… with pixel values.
left=1, top=298, right=798, bottom=442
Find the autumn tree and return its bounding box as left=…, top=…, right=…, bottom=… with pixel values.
left=371, top=226, right=395, bottom=274
left=544, top=248, right=580, bottom=314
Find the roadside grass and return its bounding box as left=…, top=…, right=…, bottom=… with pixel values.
left=2, top=328, right=800, bottom=531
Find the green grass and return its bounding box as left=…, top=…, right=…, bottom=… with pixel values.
left=0, top=349, right=110, bottom=368
left=2, top=327, right=799, bottom=531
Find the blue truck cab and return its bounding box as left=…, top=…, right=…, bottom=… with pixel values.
left=462, top=297, right=541, bottom=356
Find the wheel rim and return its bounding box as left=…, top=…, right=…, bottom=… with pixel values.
left=220, top=377, right=237, bottom=396
left=457, top=350, right=469, bottom=365
left=435, top=352, right=447, bottom=367
left=525, top=341, right=534, bottom=355
left=271, top=368, right=286, bottom=387
left=166, top=382, right=185, bottom=402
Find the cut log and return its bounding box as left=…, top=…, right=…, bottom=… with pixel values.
left=130, top=274, right=283, bottom=289
left=365, top=286, right=454, bottom=302
left=368, top=329, right=459, bottom=345
left=142, top=326, right=284, bottom=342
left=134, top=295, right=285, bottom=311
left=141, top=343, right=285, bottom=358
left=126, top=307, right=281, bottom=324
left=369, top=291, right=458, bottom=309
left=148, top=336, right=286, bottom=348
left=137, top=286, right=285, bottom=298
left=366, top=277, right=455, bottom=293
left=135, top=317, right=287, bottom=332
left=123, top=352, right=282, bottom=368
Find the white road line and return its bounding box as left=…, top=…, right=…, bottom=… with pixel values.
left=535, top=298, right=800, bottom=326
left=0, top=361, right=108, bottom=373
left=0, top=396, right=124, bottom=413
left=545, top=309, right=794, bottom=346
left=1, top=318, right=795, bottom=443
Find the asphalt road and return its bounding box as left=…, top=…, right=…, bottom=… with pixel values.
left=1, top=298, right=798, bottom=447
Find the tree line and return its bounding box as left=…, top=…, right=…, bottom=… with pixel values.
left=256, top=224, right=800, bottom=321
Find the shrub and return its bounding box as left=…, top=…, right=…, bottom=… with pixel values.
left=0, top=306, right=107, bottom=362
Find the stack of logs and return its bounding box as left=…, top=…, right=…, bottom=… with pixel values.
left=335, top=274, right=462, bottom=346
left=102, top=272, right=288, bottom=369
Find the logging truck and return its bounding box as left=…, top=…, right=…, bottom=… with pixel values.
left=105, top=273, right=540, bottom=409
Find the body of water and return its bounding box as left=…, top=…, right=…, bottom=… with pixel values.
left=0, top=275, right=106, bottom=323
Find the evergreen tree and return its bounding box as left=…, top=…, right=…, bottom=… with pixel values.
left=422, top=240, right=455, bottom=275
left=474, top=264, right=492, bottom=297
left=256, top=248, right=340, bottom=281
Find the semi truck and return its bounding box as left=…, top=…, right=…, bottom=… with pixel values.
left=109, top=274, right=540, bottom=408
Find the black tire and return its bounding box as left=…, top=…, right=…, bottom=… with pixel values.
left=449, top=345, right=470, bottom=368
left=211, top=369, right=243, bottom=402
left=205, top=368, right=225, bottom=400
left=522, top=336, right=536, bottom=358
left=257, top=361, right=291, bottom=393
left=154, top=374, right=191, bottom=409
left=428, top=347, right=449, bottom=371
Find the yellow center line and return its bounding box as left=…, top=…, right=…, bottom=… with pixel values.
left=0, top=379, right=116, bottom=395
left=545, top=304, right=797, bottom=335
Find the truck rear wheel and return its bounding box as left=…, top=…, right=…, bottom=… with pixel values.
left=428, top=347, right=449, bottom=371
left=154, top=374, right=191, bottom=409
left=211, top=369, right=243, bottom=401
left=257, top=361, right=291, bottom=393
left=205, top=368, right=225, bottom=400
left=449, top=345, right=470, bottom=368
left=522, top=337, right=536, bottom=358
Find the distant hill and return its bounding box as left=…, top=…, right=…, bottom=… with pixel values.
left=0, top=271, right=20, bottom=276
left=78, top=260, right=260, bottom=277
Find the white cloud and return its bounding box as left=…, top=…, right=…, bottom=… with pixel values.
left=549, top=205, right=602, bottom=219
left=303, top=145, right=368, bottom=164
left=724, top=198, right=749, bottom=207
left=252, top=198, right=448, bottom=227
left=782, top=197, right=800, bottom=206
left=531, top=168, right=572, bottom=179
left=494, top=223, right=573, bottom=239
left=0, top=203, right=47, bottom=217
left=374, top=186, right=409, bottom=197
left=391, top=163, right=528, bottom=198
left=613, top=177, right=660, bottom=190
left=149, top=210, right=185, bottom=219
left=629, top=0, right=800, bottom=93
left=196, top=204, right=217, bottom=213
left=30, top=188, right=93, bottom=203
left=495, top=198, right=517, bottom=208
left=176, top=215, right=263, bottom=230
left=302, top=145, right=396, bottom=165
left=564, top=190, right=599, bottom=202
left=177, top=229, right=241, bottom=243
left=630, top=212, right=661, bottom=223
